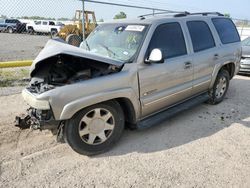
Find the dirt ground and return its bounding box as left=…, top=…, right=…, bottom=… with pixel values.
left=0, top=75, right=250, bottom=188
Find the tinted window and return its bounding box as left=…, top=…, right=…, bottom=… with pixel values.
left=6, top=19, right=19, bottom=24
left=42, top=21, right=47, bottom=25
left=187, top=21, right=215, bottom=52
left=212, top=18, right=240, bottom=44
left=49, top=21, right=55, bottom=25
left=149, top=22, right=187, bottom=59
left=35, top=21, right=41, bottom=25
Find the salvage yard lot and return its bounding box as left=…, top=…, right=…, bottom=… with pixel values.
left=0, top=75, right=250, bottom=187
left=0, top=33, right=49, bottom=61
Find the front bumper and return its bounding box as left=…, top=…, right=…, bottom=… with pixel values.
left=22, top=89, right=50, bottom=110
left=16, top=89, right=60, bottom=130
left=15, top=108, right=60, bottom=130
left=239, top=59, right=250, bottom=74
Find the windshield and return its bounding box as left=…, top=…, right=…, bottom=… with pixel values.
left=242, top=37, right=250, bottom=46
left=80, top=24, right=148, bottom=62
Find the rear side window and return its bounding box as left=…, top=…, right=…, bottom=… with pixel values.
left=6, top=19, right=18, bottom=23
left=187, top=21, right=215, bottom=52
left=149, top=22, right=187, bottom=59
left=35, top=21, right=41, bottom=25
left=49, top=21, right=55, bottom=25
left=212, top=18, right=240, bottom=44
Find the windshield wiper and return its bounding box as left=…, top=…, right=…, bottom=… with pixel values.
left=99, top=44, right=118, bottom=58
left=85, top=40, right=91, bottom=51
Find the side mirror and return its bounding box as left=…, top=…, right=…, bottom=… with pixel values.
left=146, top=48, right=164, bottom=64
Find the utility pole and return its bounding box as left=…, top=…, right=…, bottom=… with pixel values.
left=82, top=0, right=85, bottom=40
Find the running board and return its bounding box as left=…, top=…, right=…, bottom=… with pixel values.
left=137, top=93, right=209, bottom=129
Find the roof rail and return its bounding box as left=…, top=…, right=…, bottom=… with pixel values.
left=138, top=11, right=224, bottom=20
left=138, top=11, right=189, bottom=19
left=175, top=12, right=224, bottom=17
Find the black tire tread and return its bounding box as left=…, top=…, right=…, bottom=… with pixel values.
left=208, top=69, right=230, bottom=105
left=64, top=100, right=125, bottom=155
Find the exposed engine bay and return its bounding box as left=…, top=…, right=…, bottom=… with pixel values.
left=15, top=39, right=124, bottom=131
left=28, top=54, right=121, bottom=94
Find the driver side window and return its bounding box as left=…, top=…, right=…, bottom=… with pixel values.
left=149, top=22, right=187, bottom=59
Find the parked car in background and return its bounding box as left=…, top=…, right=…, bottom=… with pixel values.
left=16, top=12, right=241, bottom=155
left=239, top=37, right=250, bottom=74
left=26, top=20, right=63, bottom=36
left=0, top=19, right=26, bottom=33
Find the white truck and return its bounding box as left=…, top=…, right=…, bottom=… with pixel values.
left=26, top=20, right=63, bottom=36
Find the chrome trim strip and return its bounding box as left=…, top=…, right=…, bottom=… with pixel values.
left=144, top=87, right=192, bottom=106
left=193, top=80, right=211, bottom=88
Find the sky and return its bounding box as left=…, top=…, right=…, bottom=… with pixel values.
left=0, top=0, right=249, bottom=21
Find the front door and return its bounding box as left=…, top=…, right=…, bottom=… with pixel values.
left=139, top=22, right=194, bottom=118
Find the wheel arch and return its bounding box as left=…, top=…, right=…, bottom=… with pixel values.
left=51, top=28, right=58, bottom=32
left=58, top=88, right=140, bottom=122
left=115, top=97, right=137, bottom=124
left=221, top=62, right=235, bottom=79
left=6, top=26, right=14, bottom=31
left=209, top=62, right=235, bottom=89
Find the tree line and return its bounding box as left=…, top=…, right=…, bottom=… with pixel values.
left=0, top=11, right=127, bottom=22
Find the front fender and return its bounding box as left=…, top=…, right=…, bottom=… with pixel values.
left=59, top=88, right=140, bottom=120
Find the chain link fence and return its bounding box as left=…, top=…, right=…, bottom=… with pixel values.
left=0, top=0, right=85, bottom=95
left=0, top=0, right=250, bottom=96
left=233, top=18, right=250, bottom=40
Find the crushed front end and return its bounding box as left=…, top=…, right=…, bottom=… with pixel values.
left=15, top=39, right=122, bottom=131
left=15, top=89, right=60, bottom=130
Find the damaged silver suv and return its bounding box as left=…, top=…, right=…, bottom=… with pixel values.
left=16, top=12, right=241, bottom=155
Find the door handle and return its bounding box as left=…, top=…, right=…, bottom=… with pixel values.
left=184, top=62, right=192, bottom=69
left=213, top=54, right=219, bottom=60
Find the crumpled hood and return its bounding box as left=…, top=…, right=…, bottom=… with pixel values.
left=30, top=39, right=124, bottom=75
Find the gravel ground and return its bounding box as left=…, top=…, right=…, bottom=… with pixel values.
left=0, top=33, right=49, bottom=61
left=0, top=86, right=24, bottom=96
left=0, top=75, right=250, bottom=188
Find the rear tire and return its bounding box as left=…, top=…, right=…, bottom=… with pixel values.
left=27, top=27, right=34, bottom=35
left=208, top=69, right=230, bottom=105
left=64, top=101, right=125, bottom=155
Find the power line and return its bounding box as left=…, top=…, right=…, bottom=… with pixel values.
left=85, top=0, right=178, bottom=13
left=127, top=0, right=204, bottom=11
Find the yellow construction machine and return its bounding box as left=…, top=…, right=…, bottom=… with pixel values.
left=58, top=10, right=97, bottom=46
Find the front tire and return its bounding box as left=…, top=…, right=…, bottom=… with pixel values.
left=7, top=27, right=13, bottom=34
left=64, top=101, right=125, bottom=155
left=50, top=30, right=58, bottom=37
left=208, top=69, right=230, bottom=105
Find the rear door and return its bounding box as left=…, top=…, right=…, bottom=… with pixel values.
left=138, top=22, right=193, bottom=117
left=34, top=21, right=42, bottom=32
left=185, top=20, right=217, bottom=94
left=41, top=21, right=48, bottom=32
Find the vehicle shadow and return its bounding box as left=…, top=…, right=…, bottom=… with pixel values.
left=97, top=76, right=250, bottom=157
